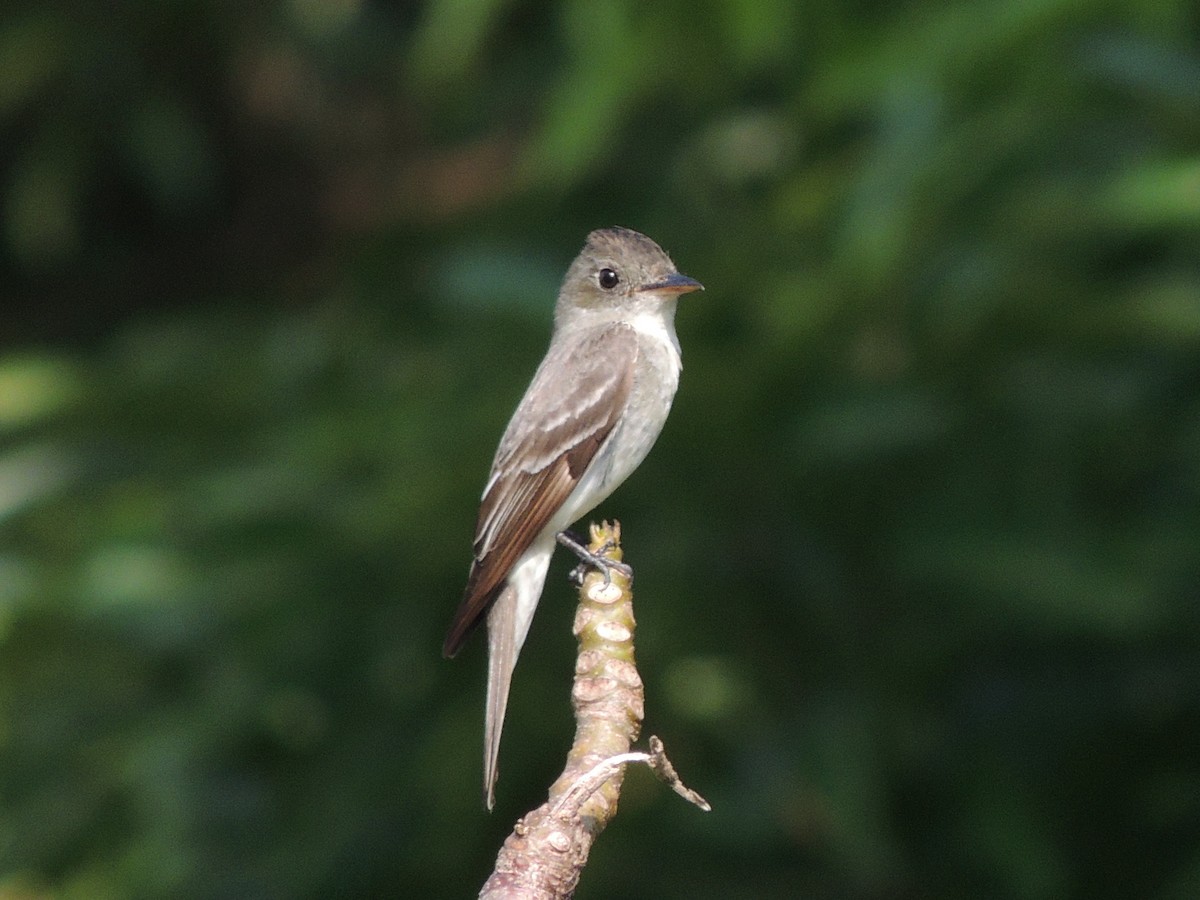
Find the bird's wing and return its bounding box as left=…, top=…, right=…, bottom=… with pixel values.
left=442, top=323, right=638, bottom=657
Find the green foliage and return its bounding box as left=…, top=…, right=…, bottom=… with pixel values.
left=2, top=0, right=1198, bottom=897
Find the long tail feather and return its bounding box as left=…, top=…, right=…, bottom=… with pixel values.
left=482, top=542, right=553, bottom=809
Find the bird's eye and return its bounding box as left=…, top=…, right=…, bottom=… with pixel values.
left=597, top=268, right=619, bottom=290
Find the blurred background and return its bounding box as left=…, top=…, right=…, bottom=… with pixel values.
left=2, top=0, right=1198, bottom=897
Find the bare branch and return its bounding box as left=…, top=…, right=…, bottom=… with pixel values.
left=478, top=521, right=707, bottom=899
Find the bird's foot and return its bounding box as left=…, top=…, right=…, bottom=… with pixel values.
left=556, top=530, right=633, bottom=587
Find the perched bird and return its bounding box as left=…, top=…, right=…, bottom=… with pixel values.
left=443, top=226, right=702, bottom=808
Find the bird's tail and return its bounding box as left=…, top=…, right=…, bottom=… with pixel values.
left=483, top=545, right=552, bottom=809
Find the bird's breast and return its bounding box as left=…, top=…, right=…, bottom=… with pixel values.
left=554, top=326, right=681, bottom=528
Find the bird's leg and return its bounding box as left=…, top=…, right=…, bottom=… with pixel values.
left=556, top=530, right=633, bottom=586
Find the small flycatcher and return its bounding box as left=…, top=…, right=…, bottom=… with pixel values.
left=443, top=226, right=702, bottom=808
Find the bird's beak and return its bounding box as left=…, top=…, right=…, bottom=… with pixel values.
left=639, top=272, right=704, bottom=295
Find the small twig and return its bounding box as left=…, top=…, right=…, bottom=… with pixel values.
left=643, top=735, right=712, bottom=812
left=550, top=736, right=710, bottom=818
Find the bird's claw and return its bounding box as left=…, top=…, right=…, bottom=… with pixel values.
left=556, top=530, right=632, bottom=587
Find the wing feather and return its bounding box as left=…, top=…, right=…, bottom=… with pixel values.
left=442, top=323, right=638, bottom=657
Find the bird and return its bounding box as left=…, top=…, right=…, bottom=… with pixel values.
left=443, top=226, right=703, bottom=808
